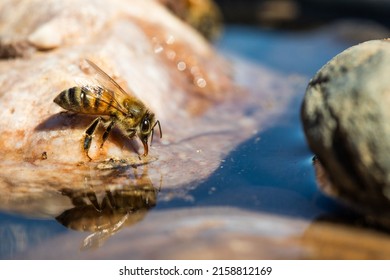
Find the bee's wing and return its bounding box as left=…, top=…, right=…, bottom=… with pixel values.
left=79, top=85, right=131, bottom=116
left=85, top=59, right=135, bottom=115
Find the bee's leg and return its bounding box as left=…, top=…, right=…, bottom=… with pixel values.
left=87, top=192, right=102, bottom=212
left=84, top=117, right=102, bottom=160
left=100, top=120, right=116, bottom=149
left=105, top=190, right=116, bottom=209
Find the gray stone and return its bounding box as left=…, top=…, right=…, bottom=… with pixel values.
left=301, top=39, right=390, bottom=221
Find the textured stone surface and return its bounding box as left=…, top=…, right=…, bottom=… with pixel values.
left=301, top=39, right=390, bottom=222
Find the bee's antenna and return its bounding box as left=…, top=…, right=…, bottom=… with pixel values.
left=150, top=120, right=162, bottom=146
left=157, top=120, right=162, bottom=138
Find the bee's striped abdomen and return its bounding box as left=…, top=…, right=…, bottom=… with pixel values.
left=53, top=86, right=112, bottom=115
left=54, top=87, right=84, bottom=112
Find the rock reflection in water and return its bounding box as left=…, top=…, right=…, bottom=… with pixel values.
left=56, top=164, right=159, bottom=249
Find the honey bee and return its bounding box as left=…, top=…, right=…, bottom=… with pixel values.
left=54, top=59, right=162, bottom=160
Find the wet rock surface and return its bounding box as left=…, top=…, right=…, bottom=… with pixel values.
left=301, top=39, right=390, bottom=224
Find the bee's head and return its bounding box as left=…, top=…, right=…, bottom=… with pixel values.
left=137, top=112, right=162, bottom=156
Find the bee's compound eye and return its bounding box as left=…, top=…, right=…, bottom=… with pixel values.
left=141, top=119, right=150, bottom=133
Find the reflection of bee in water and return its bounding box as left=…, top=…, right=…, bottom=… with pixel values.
left=53, top=59, right=162, bottom=160
left=57, top=179, right=159, bottom=249
left=56, top=163, right=161, bottom=249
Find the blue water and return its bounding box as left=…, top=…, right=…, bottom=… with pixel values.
left=216, top=25, right=350, bottom=76
left=0, top=25, right=357, bottom=259
left=156, top=25, right=354, bottom=218
left=156, top=97, right=351, bottom=220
